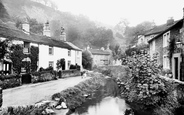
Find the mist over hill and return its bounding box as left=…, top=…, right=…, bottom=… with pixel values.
left=1, top=0, right=127, bottom=49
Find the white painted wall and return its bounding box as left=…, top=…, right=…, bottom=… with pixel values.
left=38, top=44, right=82, bottom=70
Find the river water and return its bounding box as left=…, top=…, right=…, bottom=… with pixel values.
left=72, top=97, right=128, bottom=115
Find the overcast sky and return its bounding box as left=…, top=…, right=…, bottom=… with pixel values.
left=52, top=0, right=184, bottom=26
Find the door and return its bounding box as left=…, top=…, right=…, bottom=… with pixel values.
left=172, top=53, right=181, bottom=81
left=174, top=57, right=178, bottom=80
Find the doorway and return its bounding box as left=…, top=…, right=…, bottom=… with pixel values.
left=174, top=57, right=178, bottom=79
left=172, top=53, right=181, bottom=80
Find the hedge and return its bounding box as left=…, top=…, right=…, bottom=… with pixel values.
left=0, top=74, right=21, bottom=89
left=31, top=71, right=57, bottom=83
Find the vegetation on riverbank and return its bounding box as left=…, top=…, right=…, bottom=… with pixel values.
left=52, top=75, right=107, bottom=109
left=97, top=50, right=184, bottom=115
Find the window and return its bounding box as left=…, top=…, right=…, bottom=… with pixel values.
left=68, top=60, right=71, bottom=69
left=49, top=46, right=53, bottom=55
left=68, top=50, right=71, bottom=56
left=23, top=42, right=30, bottom=54
left=163, top=31, right=170, bottom=47
left=163, top=55, right=170, bottom=69
left=77, top=51, right=79, bottom=55
left=150, top=40, right=155, bottom=58
left=49, top=61, right=54, bottom=67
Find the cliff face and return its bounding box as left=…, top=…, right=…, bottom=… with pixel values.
left=2, top=0, right=59, bottom=23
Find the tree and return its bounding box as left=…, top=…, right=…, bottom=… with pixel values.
left=82, top=51, right=92, bottom=70
left=30, top=46, right=39, bottom=72
left=10, top=44, right=24, bottom=74
left=56, top=58, right=65, bottom=70
left=0, top=39, right=9, bottom=60
left=112, top=45, right=122, bottom=61
left=29, top=18, right=43, bottom=35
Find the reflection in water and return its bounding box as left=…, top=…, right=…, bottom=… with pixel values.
left=72, top=97, right=127, bottom=115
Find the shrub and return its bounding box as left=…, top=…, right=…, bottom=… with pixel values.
left=56, top=58, right=65, bottom=70
left=82, top=51, right=92, bottom=70
left=0, top=74, right=21, bottom=89
left=31, top=71, right=56, bottom=83
left=118, top=50, right=179, bottom=114
left=69, top=64, right=76, bottom=69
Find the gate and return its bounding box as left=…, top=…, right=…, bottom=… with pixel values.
left=21, top=74, right=32, bottom=84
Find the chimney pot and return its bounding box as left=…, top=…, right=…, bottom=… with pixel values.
left=166, top=17, right=174, bottom=26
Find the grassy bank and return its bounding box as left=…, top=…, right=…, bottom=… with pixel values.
left=51, top=73, right=118, bottom=110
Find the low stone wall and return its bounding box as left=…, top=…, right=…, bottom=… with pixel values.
left=31, top=71, right=57, bottom=83
left=58, top=69, right=81, bottom=78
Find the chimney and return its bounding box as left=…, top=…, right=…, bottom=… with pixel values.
left=22, top=18, right=30, bottom=35
left=43, top=21, right=51, bottom=37
left=60, top=27, right=66, bottom=41
left=166, top=17, right=174, bottom=26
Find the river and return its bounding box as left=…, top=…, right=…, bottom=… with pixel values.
left=72, top=97, right=128, bottom=115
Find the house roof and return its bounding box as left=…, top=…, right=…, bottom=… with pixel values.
left=148, top=19, right=183, bottom=43
left=0, top=21, right=81, bottom=51
left=65, top=42, right=82, bottom=51
left=145, top=20, right=180, bottom=36
left=89, top=49, right=111, bottom=55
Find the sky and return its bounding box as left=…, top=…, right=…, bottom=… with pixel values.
left=51, top=0, right=184, bottom=26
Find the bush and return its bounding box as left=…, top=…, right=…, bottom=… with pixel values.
left=69, top=64, right=76, bottom=69
left=82, top=51, right=92, bottom=70
left=1, top=105, right=49, bottom=115
left=0, top=74, right=21, bottom=89
left=56, top=58, right=65, bottom=70
left=118, top=49, right=178, bottom=114
left=31, top=71, right=57, bottom=83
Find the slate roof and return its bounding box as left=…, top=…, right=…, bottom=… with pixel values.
left=0, top=21, right=81, bottom=51
left=65, top=42, right=82, bottom=51
left=89, top=49, right=111, bottom=55
left=145, top=20, right=180, bottom=36
left=148, top=19, right=183, bottom=43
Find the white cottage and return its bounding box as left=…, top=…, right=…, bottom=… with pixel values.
left=38, top=21, right=82, bottom=70
left=0, top=20, right=82, bottom=74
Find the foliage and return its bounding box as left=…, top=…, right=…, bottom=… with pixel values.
left=10, top=44, right=24, bottom=74
left=0, top=39, right=9, bottom=59
left=29, top=18, right=43, bottom=35
left=32, top=71, right=56, bottom=83
left=69, top=64, right=81, bottom=70
left=0, top=74, right=21, bottom=89
left=52, top=76, right=106, bottom=109
left=116, top=20, right=155, bottom=45
left=168, top=37, right=176, bottom=62
left=112, top=44, right=122, bottom=60
left=82, top=51, right=93, bottom=70
left=125, top=44, right=149, bottom=56
left=14, top=17, right=43, bottom=35
left=10, top=45, right=39, bottom=74
left=56, top=58, right=65, bottom=70
left=30, top=46, right=39, bottom=72
left=118, top=50, right=178, bottom=114
left=1, top=104, right=50, bottom=115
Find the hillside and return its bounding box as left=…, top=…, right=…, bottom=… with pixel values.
left=1, top=0, right=126, bottom=49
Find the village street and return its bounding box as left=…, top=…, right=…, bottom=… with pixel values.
left=2, top=76, right=89, bottom=108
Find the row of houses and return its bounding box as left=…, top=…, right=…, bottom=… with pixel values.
left=0, top=19, right=82, bottom=74
left=136, top=8, right=184, bottom=81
